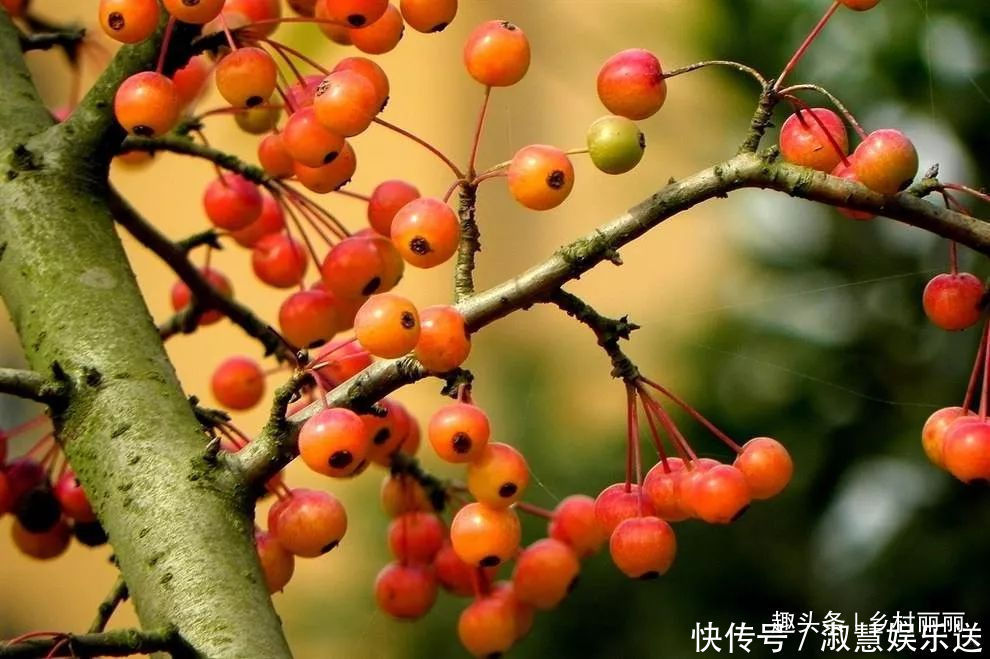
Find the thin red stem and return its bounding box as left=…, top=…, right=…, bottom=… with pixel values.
left=24, top=432, right=55, bottom=458
left=624, top=383, right=634, bottom=492
left=627, top=383, right=645, bottom=514
left=636, top=385, right=670, bottom=469
left=194, top=104, right=285, bottom=121
left=155, top=17, right=177, bottom=75
left=942, top=182, right=990, bottom=206
left=982, top=321, right=990, bottom=420
left=467, top=86, right=492, bottom=178
left=333, top=189, right=371, bottom=203
left=961, top=322, right=987, bottom=412
left=3, top=413, right=49, bottom=439
left=263, top=38, right=331, bottom=76
left=640, top=394, right=697, bottom=462
left=785, top=95, right=851, bottom=168
left=263, top=41, right=306, bottom=85
left=442, top=179, right=466, bottom=203
left=640, top=376, right=743, bottom=453
left=219, top=13, right=239, bottom=51
left=239, top=16, right=348, bottom=31
left=373, top=117, right=464, bottom=179
left=514, top=501, right=554, bottom=520
left=774, top=0, right=840, bottom=91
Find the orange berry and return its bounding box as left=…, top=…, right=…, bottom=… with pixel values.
left=779, top=108, right=850, bottom=173
left=850, top=129, right=919, bottom=194
left=268, top=488, right=347, bottom=557
left=374, top=562, right=437, bottom=620
left=390, top=197, right=460, bottom=268
left=257, top=133, right=294, bottom=179
left=321, top=235, right=389, bottom=299
left=298, top=407, right=370, bottom=477
left=642, top=457, right=690, bottom=522
left=921, top=407, right=968, bottom=469
left=368, top=180, right=420, bottom=235
left=732, top=437, right=793, bottom=500
left=450, top=502, right=520, bottom=568
left=314, top=1, right=352, bottom=42
left=388, top=511, right=445, bottom=563
left=597, top=48, right=667, bottom=120
left=320, top=0, right=387, bottom=27
left=380, top=474, right=432, bottom=517
left=353, top=293, right=420, bottom=358
left=922, top=272, right=984, bottom=331
left=12, top=518, right=71, bottom=560
left=211, top=356, right=265, bottom=410
left=839, top=0, right=880, bottom=10
left=203, top=172, right=263, bottom=230
left=508, top=144, right=575, bottom=211
left=466, top=442, right=529, bottom=507
left=313, top=70, right=379, bottom=137
left=594, top=482, right=655, bottom=534
left=293, top=141, right=357, bottom=193
left=114, top=72, right=180, bottom=137
left=99, top=0, right=160, bottom=43
left=282, top=106, right=345, bottom=168
left=225, top=0, right=282, bottom=37
left=512, top=538, right=580, bottom=610
left=332, top=57, right=390, bottom=112
left=942, top=418, right=990, bottom=483
left=676, top=457, right=718, bottom=517
left=363, top=398, right=412, bottom=465
left=684, top=464, right=751, bottom=524
left=490, top=581, right=534, bottom=640
left=172, top=55, right=212, bottom=109
left=278, top=289, right=341, bottom=348
left=609, top=516, right=676, bottom=579
left=170, top=267, right=233, bottom=326
left=215, top=47, right=277, bottom=108
left=414, top=305, right=471, bottom=373
left=287, top=0, right=317, bottom=16
left=255, top=530, right=294, bottom=592
left=433, top=540, right=489, bottom=596
left=162, top=0, right=225, bottom=24
left=427, top=402, right=490, bottom=463
left=458, top=594, right=518, bottom=657
left=463, top=20, right=530, bottom=87
left=251, top=233, right=309, bottom=288
left=284, top=74, right=323, bottom=113
left=548, top=494, right=607, bottom=558
left=231, top=191, right=285, bottom=247
left=400, top=0, right=456, bottom=33
left=348, top=3, right=404, bottom=54
left=310, top=338, right=372, bottom=387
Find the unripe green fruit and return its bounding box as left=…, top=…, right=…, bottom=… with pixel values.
left=586, top=115, right=645, bottom=175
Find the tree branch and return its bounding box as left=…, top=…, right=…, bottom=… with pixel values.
left=454, top=183, right=480, bottom=302
left=121, top=135, right=271, bottom=187
left=0, top=11, right=52, bottom=147
left=547, top=290, right=639, bottom=380
left=0, top=627, right=178, bottom=658
left=107, top=187, right=297, bottom=361
left=88, top=575, right=129, bottom=634
left=0, top=367, right=67, bottom=405
left=18, top=24, right=86, bottom=52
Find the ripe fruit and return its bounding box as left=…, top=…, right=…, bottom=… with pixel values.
left=234, top=99, right=279, bottom=135
left=348, top=4, right=404, bottom=54
left=941, top=418, right=990, bottom=483
left=364, top=398, right=412, bottom=464
left=298, top=407, right=370, bottom=477
left=225, top=0, right=281, bottom=36
left=16, top=484, right=61, bottom=533
left=374, top=562, right=438, bottom=619
left=381, top=474, right=432, bottom=517
left=231, top=192, right=285, bottom=247
left=333, top=57, right=389, bottom=110
left=320, top=0, right=387, bottom=26
left=587, top=115, right=646, bottom=175
left=830, top=162, right=876, bottom=221
left=54, top=471, right=95, bottom=523
left=643, top=457, right=690, bottom=522
left=257, top=134, right=295, bottom=179
left=450, top=502, right=521, bottom=567
left=427, top=402, right=490, bottom=463
left=293, top=141, right=357, bottom=193
left=162, top=0, right=224, bottom=23
left=278, top=289, right=340, bottom=347
left=282, top=107, right=345, bottom=167
left=466, top=442, right=529, bottom=507
left=12, top=519, right=71, bottom=560
left=310, top=339, right=373, bottom=387
left=321, top=235, right=389, bottom=299
left=414, top=305, right=471, bottom=373
left=400, top=0, right=456, bottom=33
left=597, top=49, right=667, bottom=120
left=251, top=234, right=309, bottom=288
left=490, top=581, right=535, bottom=641
left=268, top=489, right=347, bottom=557
left=839, top=0, right=880, bottom=9
left=388, top=511, right=445, bottom=563
left=172, top=55, right=212, bottom=108
left=315, top=3, right=353, bottom=43
left=314, top=70, right=379, bottom=137
left=508, top=145, right=575, bottom=210
left=732, top=437, right=793, bottom=500
left=170, top=267, right=233, bottom=325
left=284, top=74, right=323, bottom=112
left=684, top=464, right=751, bottom=524
left=99, top=0, right=160, bottom=43
left=779, top=108, right=849, bottom=173
left=609, top=516, right=677, bottom=579
left=921, top=407, right=968, bottom=469
left=255, top=530, right=294, bottom=593
left=548, top=494, right=607, bottom=558
left=594, top=483, right=655, bottom=534
left=512, top=538, right=580, bottom=610
left=922, top=273, right=984, bottom=331
left=215, top=47, right=277, bottom=108
left=463, top=20, right=530, bottom=87
left=433, top=540, right=485, bottom=596
left=390, top=197, right=460, bottom=268
left=211, top=356, right=265, bottom=410
left=850, top=129, right=919, bottom=194
left=368, top=180, right=420, bottom=235
left=114, top=72, right=180, bottom=137
left=676, top=457, right=718, bottom=517
left=203, top=173, right=263, bottom=230
left=353, top=293, right=420, bottom=358
left=458, top=593, right=519, bottom=657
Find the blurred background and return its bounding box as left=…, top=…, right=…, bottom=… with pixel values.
left=2, top=0, right=990, bottom=656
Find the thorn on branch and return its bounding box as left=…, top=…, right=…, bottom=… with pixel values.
left=0, top=367, right=69, bottom=407
left=548, top=289, right=640, bottom=382
left=17, top=22, right=86, bottom=53
left=440, top=368, right=474, bottom=399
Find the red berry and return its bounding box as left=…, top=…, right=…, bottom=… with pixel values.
left=779, top=108, right=849, bottom=173
left=463, top=20, right=530, bottom=87
left=374, top=562, right=437, bottom=619
left=251, top=233, right=309, bottom=288
left=225, top=0, right=281, bottom=36
left=450, top=502, right=521, bottom=568
left=231, top=192, right=285, bottom=247
left=364, top=398, right=412, bottom=465
left=315, top=4, right=353, bottom=43
left=512, top=538, right=580, bottom=610
left=255, top=530, right=294, bottom=592
left=508, top=145, right=575, bottom=211
left=215, top=47, right=278, bottom=107
left=282, top=106, right=345, bottom=168
left=548, top=494, right=607, bottom=558
left=643, top=457, right=690, bottom=522
left=284, top=74, right=323, bottom=112
left=839, top=0, right=880, bottom=10
left=400, top=0, right=456, bottom=33
left=732, top=437, right=793, bottom=500
left=278, top=289, right=341, bottom=348
left=99, top=0, right=160, bottom=43
left=211, top=356, right=265, bottom=410
left=922, top=407, right=968, bottom=469
left=684, top=464, right=751, bottom=524
left=597, top=48, right=666, bottom=120
left=298, top=407, right=370, bottom=477
left=942, top=418, right=990, bottom=483
left=390, top=197, right=460, bottom=268
left=170, top=267, right=233, bottom=326
left=433, top=540, right=488, bottom=596
left=293, top=141, right=357, bottom=193
left=490, top=581, right=535, bottom=641
left=831, top=161, right=875, bottom=221
left=313, top=70, right=379, bottom=137
left=609, top=516, right=677, bottom=579
left=114, top=72, right=180, bottom=137
left=850, top=129, right=919, bottom=194
left=310, top=339, right=373, bottom=387
left=677, top=457, right=718, bottom=517
left=348, top=3, right=404, bottom=54
left=172, top=55, right=212, bottom=109
left=321, top=235, right=390, bottom=299
left=594, top=482, right=655, bottom=534
left=162, top=0, right=224, bottom=23
left=203, top=173, right=263, bottom=230
left=458, top=592, right=518, bottom=657
left=922, top=272, right=984, bottom=331
left=353, top=293, right=420, bottom=358
left=368, top=180, right=420, bottom=235
left=4, top=458, right=46, bottom=503
left=12, top=518, right=71, bottom=560
left=320, top=0, right=387, bottom=26
left=288, top=0, right=317, bottom=16
left=388, top=511, right=445, bottom=563
left=466, top=442, right=529, bottom=507
left=414, top=305, right=471, bottom=373
left=257, top=133, right=294, bottom=179
left=268, top=488, right=347, bottom=557
left=428, top=402, right=490, bottom=463
left=333, top=57, right=390, bottom=111
left=54, top=471, right=96, bottom=523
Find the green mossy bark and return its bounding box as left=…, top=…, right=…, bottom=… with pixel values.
left=0, top=13, right=291, bottom=659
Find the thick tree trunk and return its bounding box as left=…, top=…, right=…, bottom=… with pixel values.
left=0, top=13, right=291, bottom=659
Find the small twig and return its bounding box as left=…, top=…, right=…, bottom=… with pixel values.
left=663, top=59, right=768, bottom=88
left=778, top=83, right=867, bottom=138
left=0, top=368, right=68, bottom=406
left=453, top=183, right=480, bottom=302
left=120, top=135, right=272, bottom=189
left=176, top=229, right=222, bottom=253
left=547, top=290, right=640, bottom=381
left=88, top=576, right=129, bottom=634
left=739, top=84, right=780, bottom=153
left=18, top=25, right=86, bottom=52
left=0, top=627, right=178, bottom=658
